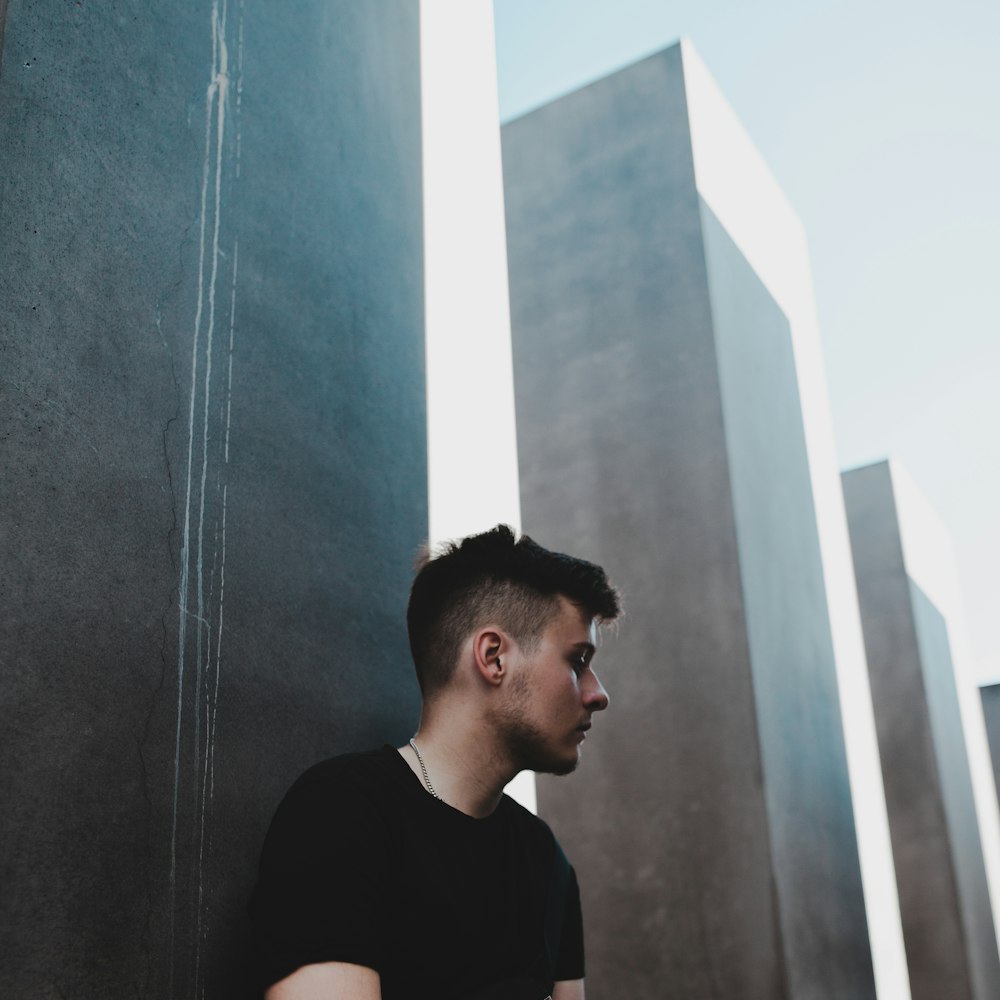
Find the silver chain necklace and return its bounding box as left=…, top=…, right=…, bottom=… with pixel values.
left=409, top=738, right=441, bottom=800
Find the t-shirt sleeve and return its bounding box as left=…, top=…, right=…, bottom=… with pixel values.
left=248, top=769, right=391, bottom=989
left=553, top=863, right=585, bottom=982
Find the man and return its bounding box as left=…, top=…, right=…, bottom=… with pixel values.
left=250, top=524, right=620, bottom=999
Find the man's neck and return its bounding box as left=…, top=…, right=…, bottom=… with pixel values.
left=398, top=713, right=517, bottom=819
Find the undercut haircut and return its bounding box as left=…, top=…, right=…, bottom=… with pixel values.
left=407, top=524, right=621, bottom=698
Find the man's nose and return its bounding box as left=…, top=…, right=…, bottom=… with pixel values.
left=584, top=671, right=610, bottom=712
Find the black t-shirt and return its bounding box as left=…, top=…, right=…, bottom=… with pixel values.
left=249, top=746, right=584, bottom=998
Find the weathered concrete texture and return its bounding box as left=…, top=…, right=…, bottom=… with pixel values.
left=503, top=43, right=873, bottom=1000
left=843, top=462, right=1000, bottom=1000
left=983, top=684, right=1000, bottom=803
left=0, top=3, right=425, bottom=998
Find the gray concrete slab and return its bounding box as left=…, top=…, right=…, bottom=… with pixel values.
left=983, top=684, right=1000, bottom=806
left=503, top=43, right=873, bottom=1000
left=843, top=461, right=1000, bottom=1000
left=0, top=3, right=424, bottom=997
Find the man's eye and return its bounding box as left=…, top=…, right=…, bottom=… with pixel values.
left=571, top=656, right=587, bottom=674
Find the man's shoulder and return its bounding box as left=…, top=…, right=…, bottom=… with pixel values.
left=268, top=745, right=405, bottom=830
left=500, top=791, right=562, bottom=853
left=290, top=745, right=400, bottom=793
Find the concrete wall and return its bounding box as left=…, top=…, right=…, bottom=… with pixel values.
left=684, top=45, right=911, bottom=998
left=503, top=42, right=879, bottom=1000
left=843, top=461, right=1000, bottom=1000
left=0, top=3, right=425, bottom=998
left=983, top=684, right=1000, bottom=803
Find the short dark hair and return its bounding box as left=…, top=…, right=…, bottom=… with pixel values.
left=406, top=524, right=620, bottom=697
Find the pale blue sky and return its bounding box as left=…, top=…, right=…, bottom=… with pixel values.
left=493, top=0, right=1000, bottom=685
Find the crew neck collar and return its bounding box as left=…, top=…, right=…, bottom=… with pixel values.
left=383, top=744, right=508, bottom=823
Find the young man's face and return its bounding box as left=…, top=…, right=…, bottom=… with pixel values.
left=496, top=595, right=610, bottom=776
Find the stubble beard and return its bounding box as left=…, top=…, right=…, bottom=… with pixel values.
left=494, top=673, right=579, bottom=777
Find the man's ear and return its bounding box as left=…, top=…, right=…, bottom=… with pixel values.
left=472, top=627, right=508, bottom=687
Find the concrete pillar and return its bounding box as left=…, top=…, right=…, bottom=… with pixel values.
left=0, top=3, right=425, bottom=998
left=502, top=40, right=904, bottom=1000
left=843, top=460, right=1000, bottom=1000
left=983, top=684, right=1000, bottom=803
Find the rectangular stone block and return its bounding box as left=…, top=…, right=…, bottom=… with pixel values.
left=0, top=3, right=425, bottom=997
left=503, top=40, right=898, bottom=1000
left=843, top=460, right=1000, bottom=1000
left=983, top=684, right=1000, bottom=804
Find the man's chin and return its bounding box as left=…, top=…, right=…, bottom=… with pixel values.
left=533, top=748, right=580, bottom=777
left=498, top=713, right=583, bottom=776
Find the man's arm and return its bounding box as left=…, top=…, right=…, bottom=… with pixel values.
left=265, top=961, right=381, bottom=1000
left=552, top=978, right=585, bottom=1000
